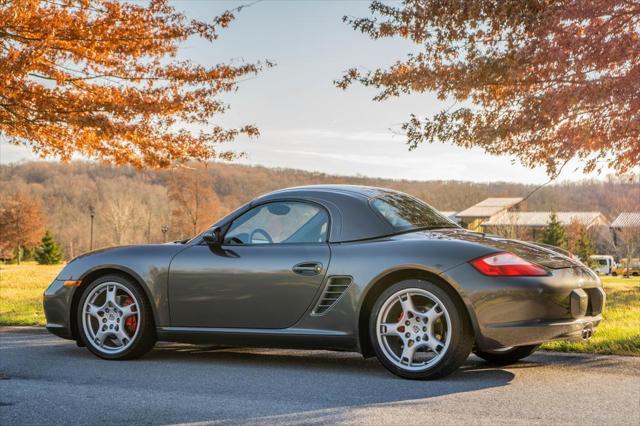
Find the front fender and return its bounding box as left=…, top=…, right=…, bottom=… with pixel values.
left=52, top=244, right=187, bottom=328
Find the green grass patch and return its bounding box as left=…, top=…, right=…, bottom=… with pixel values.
left=0, top=262, right=63, bottom=326
left=1, top=264, right=638, bottom=356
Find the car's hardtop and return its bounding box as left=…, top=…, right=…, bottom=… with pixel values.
left=259, top=184, right=397, bottom=200
left=249, top=185, right=457, bottom=243
left=236, top=186, right=579, bottom=269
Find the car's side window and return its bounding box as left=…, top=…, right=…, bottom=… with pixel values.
left=224, top=201, right=328, bottom=245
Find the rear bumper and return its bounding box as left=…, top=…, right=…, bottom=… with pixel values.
left=442, top=263, right=606, bottom=350
left=480, top=316, right=602, bottom=348
left=43, top=279, right=76, bottom=340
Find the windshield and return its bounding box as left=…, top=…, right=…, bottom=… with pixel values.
left=371, top=193, right=459, bottom=231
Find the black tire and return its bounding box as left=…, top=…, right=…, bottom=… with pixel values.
left=369, top=279, right=473, bottom=380
left=474, top=344, right=539, bottom=365
left=77, top=274, right=156, bottom=360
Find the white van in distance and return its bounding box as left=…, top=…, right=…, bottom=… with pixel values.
left=590, top=255, right=616, bottom=275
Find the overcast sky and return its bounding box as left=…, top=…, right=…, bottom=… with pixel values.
left=0, top=0, right=609, bottom=183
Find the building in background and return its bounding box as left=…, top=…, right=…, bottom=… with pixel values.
left=454, top=197, right=525, bottom=231
left=453, top=197, right=609, bottom=238
left=610, top=212, right=640, bottom=244
left=483, top=211, right=609, bottom=241
left=437, top=198, right=639, bottom=259
left=610, top=213, right=640, bottom=262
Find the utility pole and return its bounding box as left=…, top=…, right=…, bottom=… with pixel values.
left=89, top=206, right=96, bottom=251
left=161, top=224, right=169, bottom=243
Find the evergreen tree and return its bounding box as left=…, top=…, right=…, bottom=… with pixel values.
left=540, top=212, right=567, bottom=248
left=575, top=229, right=597, bottom=266
left=35, top=231, right=63, bottom=265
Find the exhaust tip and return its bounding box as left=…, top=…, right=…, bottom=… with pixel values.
left=581, top=327, right=593, bottom=340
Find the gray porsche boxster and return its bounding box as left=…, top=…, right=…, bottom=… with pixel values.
left=44, top=185, right=605, bottom=379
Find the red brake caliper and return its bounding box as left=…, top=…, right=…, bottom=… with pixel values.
left=122, top=297, right=137, bottom=335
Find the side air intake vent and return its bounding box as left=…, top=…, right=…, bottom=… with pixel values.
left=313, top=276, right=352, bottom=315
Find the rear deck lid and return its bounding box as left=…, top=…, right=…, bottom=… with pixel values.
left=418, top=229, right=578, bottom=269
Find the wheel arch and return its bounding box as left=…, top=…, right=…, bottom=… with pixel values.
left=357, top=267, right=477, bottom=358
left=69, top=266, right=157, bottom=341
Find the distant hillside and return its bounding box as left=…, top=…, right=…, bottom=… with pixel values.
left=1, top=161, right=638, bottom=259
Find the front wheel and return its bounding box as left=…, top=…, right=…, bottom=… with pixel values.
left=77, top=274, right=156, bottom=360
left=474, top=345, right=539, bottom=365
left=370, top=279, right=473, bottom=380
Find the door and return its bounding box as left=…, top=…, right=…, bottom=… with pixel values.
left=168, top=201, right=331, bottom=329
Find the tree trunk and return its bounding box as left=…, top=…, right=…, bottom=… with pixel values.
left=147, top=213, right=152, bottom=243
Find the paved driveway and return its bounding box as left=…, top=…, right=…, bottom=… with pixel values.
left=1, top=327, right=639, bottom=425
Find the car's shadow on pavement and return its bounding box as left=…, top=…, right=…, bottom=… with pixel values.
left=5, top=331, right=638, bottom=425
left=1, top=331, right=515, bottom=424
left=131, top=342, right=516, bottom=404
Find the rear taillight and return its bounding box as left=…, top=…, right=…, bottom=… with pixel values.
left=470, top=252, right=549, bottom=276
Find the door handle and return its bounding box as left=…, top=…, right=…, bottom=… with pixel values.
left=292, top=262, right=323, bottom=276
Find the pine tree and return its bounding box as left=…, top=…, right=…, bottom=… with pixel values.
left=575, top=229, right=597, bottom=266
left=540, top=212, right=567, bottom=248
left=35, top=231, right=63, bottom=265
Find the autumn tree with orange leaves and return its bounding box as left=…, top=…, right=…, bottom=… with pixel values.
left=0, top=0, right=267, bottom=168
left=338, top=0, right=640, bottom=177
left=0, top=192, right=45, bottom=263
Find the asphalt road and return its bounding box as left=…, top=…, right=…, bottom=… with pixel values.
left=1, top=327, right=639, bottom=425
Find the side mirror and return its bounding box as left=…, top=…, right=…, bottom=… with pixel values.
left=203, top=227, right=222, bottom=245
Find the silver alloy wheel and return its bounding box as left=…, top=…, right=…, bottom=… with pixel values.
left=82, top=282, right=140, bottom=354
left=376, top=288, right=452, bottom=371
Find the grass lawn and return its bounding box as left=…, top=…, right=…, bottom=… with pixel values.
left=0, top=262, right=63, bottom=326
left=1, top=263, right=638, bottom=356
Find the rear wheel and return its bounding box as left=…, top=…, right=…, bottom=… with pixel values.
left=474, top=344, right=539, bottom=365
left=370, top=279, right=473, bottom=379
left=77, top=274, right=155, bottom=360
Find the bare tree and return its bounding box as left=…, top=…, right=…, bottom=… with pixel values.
left=96, top=177, right=169, bottom=247
left=168, top=166, right=224, bottom=239
left=615, top=226, right=640, bottom=262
